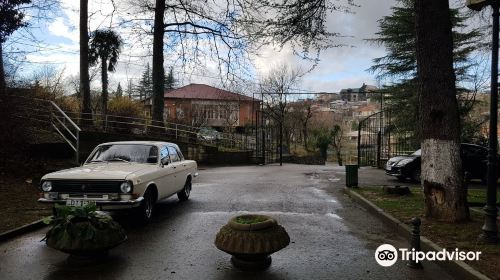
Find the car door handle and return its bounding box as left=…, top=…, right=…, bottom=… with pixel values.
left=172, top=166, right=176, bottom=169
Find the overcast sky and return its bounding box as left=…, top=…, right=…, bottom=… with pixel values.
left=12, top=0, right=399, bottom=94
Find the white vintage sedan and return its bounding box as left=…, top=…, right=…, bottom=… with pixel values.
left=38, top=141, right=198, bottom=223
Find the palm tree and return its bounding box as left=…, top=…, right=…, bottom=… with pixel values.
left=89, top=29, right=122, bottom=117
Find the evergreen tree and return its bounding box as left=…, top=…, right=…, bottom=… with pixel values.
left=115, top=82, right=123, bottom=97
left=0, top=0, right=31, bottom=91
left=415, top=0, right=468, bottom=222
left=137, top=63, right=152, bottom=100
left=164, top=67, right=176, bottom=90
left=369, top=0, right=481, bottom=142
left=126, top=79, right=134, bottom=99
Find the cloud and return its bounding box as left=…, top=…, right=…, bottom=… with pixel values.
left=48, top=17, right=79, bottom=42
left=250, top=0, right=396, bottom=92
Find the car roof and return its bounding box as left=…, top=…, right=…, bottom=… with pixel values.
left=99, top=141, right=177, bottom=147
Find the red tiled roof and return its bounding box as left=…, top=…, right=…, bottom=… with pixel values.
left=164, top=84, right=256, bottom=101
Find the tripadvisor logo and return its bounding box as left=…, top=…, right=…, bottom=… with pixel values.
left=374, top=244, right=482, bottom=267
left=375, top=244, right=398, bottom=267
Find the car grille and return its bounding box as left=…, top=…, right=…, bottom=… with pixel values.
left=51, top=180, right=122, bottom=193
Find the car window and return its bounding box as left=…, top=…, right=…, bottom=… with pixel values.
left=160, top=145, right=170, bottom=163
left=88, top=144, right=158, bottom=164
left=175, top=147, right=184, bottom=161
left=411, top=149, right=421, bottom=156
left=168, top=146, right=180, bottom=162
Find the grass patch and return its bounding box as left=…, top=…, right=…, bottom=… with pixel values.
left=353, top=186, right=500, bottom=280
left=468, top=188, right=500, bottom=204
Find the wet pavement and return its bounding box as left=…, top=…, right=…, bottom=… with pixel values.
left=0, top=164, right=453, bottom=280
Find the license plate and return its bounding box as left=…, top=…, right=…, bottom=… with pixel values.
left=66, top=200, right=94, bottom=207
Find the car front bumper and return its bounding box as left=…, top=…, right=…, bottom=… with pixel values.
left=385, top=166, right=404, bottom=177
left=38, top=197, right=144, bottom=210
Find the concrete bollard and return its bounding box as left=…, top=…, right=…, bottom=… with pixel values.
left=407, top=217, right=424, bottom=269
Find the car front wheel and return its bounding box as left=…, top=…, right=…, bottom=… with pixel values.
left=137, top=189, right=154, bottom=224
left=177, top=178, right=191, bottom=201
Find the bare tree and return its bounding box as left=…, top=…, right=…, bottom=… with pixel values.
left=289, top=100, right=314, bottom=150
left=260, top=65, right=302, bottom=165
left=190, top=104, right=208, bottom=128
left=80, top=0, right=92, bottom=126
left=124, top=0, right=355, bottom=127
left=30, top=65, right=65, bottom=99
left=330, top=124, right=344, bottom=166
left=151, top=0, right=165, bottom=128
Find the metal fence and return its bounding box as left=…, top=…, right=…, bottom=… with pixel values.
left=64, top=111, right=256, bottom=151
left=357, top=110, right=419, bottom=167
left=4, top=94, right=257, bottom=163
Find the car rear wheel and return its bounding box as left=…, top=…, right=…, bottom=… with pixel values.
left=412, top=169, right=421, bottom=183
left=137, top=189, right=154, bottom=224
left=177, top=178, right=191, bottom=201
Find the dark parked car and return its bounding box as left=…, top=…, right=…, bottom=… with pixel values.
left=385, top=143, right=499, bottom=183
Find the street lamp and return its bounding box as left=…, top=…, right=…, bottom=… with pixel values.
left=467, top=0, right=499, bottom=244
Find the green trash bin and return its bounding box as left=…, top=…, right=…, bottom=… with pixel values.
left=345, top=164, right=358, bottom=187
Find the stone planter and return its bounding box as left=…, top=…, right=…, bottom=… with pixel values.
left=214, top=214, right=290, bottom=270
left=45, top=218, right=127, bottom=257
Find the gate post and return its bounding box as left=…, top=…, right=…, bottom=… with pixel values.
left=377, top=130, right=382, bottom=168
left=357, top=122, right=361, bottom=167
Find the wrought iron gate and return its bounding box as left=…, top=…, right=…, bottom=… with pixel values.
left=357, top=110, right=418, bottom=167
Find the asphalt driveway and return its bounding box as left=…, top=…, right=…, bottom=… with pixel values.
left=0, top=164, right=452, bottom=280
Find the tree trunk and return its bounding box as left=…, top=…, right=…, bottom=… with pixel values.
left=303, top=126, right=308, bottom=151
left=101, top=56, right=108, bottom=118
left=336, top=149, right=343, bottom=166
left=415, top=0, right=469, bottom=222
left=0, top=41, right=5, bottom=93
left=152, top=0, right=165, bottom=129
left=80, top=0, right=92, bottom=127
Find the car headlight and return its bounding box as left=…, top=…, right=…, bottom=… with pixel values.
left=396, top=159, right=413, bottom=166
left=41, top=181, right=52, bottom=192
left=120, top=181, right=132, bottom=193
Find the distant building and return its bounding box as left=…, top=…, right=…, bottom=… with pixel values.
left=160, top=84, right=260, bottom=130
left=340, top=83, right=378, bottom=102
left=352, top=103, right=380, bottom=118
left=315, top=92, right=341, bottom=103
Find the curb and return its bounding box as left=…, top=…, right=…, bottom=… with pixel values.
left=344, top=188, right=491, bottom=280
left=0, top=219, right=47, bottom=243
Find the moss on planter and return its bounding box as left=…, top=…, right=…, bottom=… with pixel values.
left=235, top=215, right=268, bottom=224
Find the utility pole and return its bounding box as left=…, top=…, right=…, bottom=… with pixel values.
left=467, top=0, right=499, bottom=244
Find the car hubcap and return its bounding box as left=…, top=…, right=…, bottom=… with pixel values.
left=145, top=196, right=152, bottom=218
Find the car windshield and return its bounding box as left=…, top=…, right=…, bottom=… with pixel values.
left=87, top=144, right=158, bottom=164
left=411, top=149, right=421, bottom=156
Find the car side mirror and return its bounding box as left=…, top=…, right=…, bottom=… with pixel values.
left=161, top=157, right=169, bottom=167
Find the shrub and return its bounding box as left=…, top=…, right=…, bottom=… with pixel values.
left=55, top=96, right=81, bottom=114
left=107, top=96, right=143, bottom=117
left=107, top=97, right=145, bottom=133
